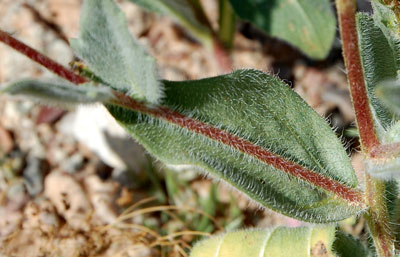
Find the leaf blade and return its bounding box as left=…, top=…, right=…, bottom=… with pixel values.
left=190, top=226, right=336, bottom=257
left=70, top=0, right=162, bottom=104
left=108, top=69, right=364, bottom=222
left=228, top=0, right=336, bottom=59
left=2, top=79, right=114, bottom=105
left=356, top=13, right=399, bottom=132
left=128, top=0, right=212, bottom=46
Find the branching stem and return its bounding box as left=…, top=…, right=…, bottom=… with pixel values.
left=0, top=30, right=86, bottom=84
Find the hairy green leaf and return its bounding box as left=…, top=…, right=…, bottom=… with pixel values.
left=375, top=80, right=400, bottom=118
left=70, top=0, right=162, bottom=104
left=333, top=231, right=370, bottom=257
left=371, top=0, right=400, bottom=69
left=228, top=0, right=336, bottom=59
left=357, top=13, right=399, bottom=133
left=2, top=80, right=114, bottom=106
left=128, top=0, right=212, bottom=46
left=190, top=226, right=336, bottom=257
left=108, top=69, right=364, bottom=222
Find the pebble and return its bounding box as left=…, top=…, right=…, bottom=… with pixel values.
left=44, top=171, right=91, bottom=231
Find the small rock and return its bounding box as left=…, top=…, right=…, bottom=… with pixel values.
left=6, top=181, right=29, bottom=212
left=23, top=198, right=60, bottom=233
left=44, top=171, right=91, bottom=230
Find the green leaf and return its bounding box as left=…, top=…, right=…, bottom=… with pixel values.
left=333, top=231, right=370, bottom=257
left=356, top=13, right=399, bottom=132
left=371, top=0, right=400, bottom=69
left=70, top=0, right=162, bottom=104
left=190, top=226, right=336, bottom=257
left=228, top=0, right=336, bottom=59
left=128, top=0, right=212, bottom=47
left=108, top=69, right=364, bottom=223
left=375, top=80, right=400, bottom=119
left=2, top=80, right=114, bottom=106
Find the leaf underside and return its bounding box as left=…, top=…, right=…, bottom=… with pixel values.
left=228, top=0, right=336, bottom=59
left=2, top=80, right=114, bottom=106
left=376, top=81, right=400, bottom=118
left=108, top=69, right=363, bottom=223
left=70, top=0, right=162, bottom=104
left=190, top=226, right=336, bottom=257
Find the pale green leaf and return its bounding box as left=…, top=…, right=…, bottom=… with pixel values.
left=128, top=0, right=212, bottom=46
left=357, top=13, right=399, bottom=132
left=375, top=80, right=400, bottom=119
left=70, top=0, right=162, bottom=104
left=108, top=69, right=364, bottom=223
left=2, top=80, right=114, bottom=106
left=190, top=226, right=336, bottom=257
left=228, top=0, right=336, bottom=59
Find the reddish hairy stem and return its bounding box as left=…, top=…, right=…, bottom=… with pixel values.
left=336, top=0, right=380, bottom=153
left=0, top=30, right=86, bottom=84
left=113, top=91, right=365, bottom=207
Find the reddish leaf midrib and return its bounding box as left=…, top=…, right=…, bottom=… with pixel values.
left=115, top=92, right=365, bottom=206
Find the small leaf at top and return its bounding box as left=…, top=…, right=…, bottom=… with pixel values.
left=128, top=0, right=213, bottom=47
left=70, top=0, right=162, bottom=104
left=1, top=79, right=114, bottom=106
left=190, top=226, right=336, bottom=257
left=228, top=0, right=336, bottom=59
left=108, top=69, right=364, bottom=223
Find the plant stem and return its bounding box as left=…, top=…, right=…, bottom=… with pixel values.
left=0, top=30, right=86, bottom=85
left=336, top=0, right=395, bottom=256
left=218, top=0, right=236, bottom=51
left=336, top=0, right=380, bottom=154
left=364, top=174, right=395, bottom=256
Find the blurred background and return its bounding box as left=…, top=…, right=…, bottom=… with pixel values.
left=0, top=0, right=369, bottom=256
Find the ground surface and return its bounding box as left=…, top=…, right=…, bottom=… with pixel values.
left=0, top=1, right=366, bottom=256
